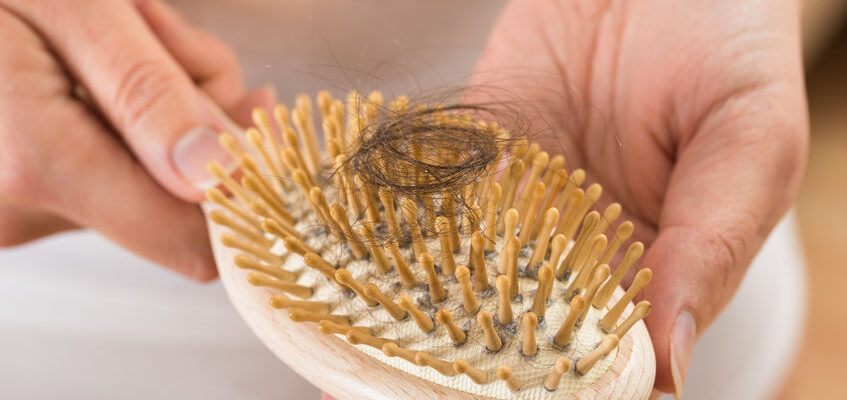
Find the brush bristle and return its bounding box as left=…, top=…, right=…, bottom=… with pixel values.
left=205, top=91, right=653, bottom=395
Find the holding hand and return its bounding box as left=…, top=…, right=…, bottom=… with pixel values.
left=468, top=0, right=807, bottom=396
left=0, top=0, right=273, bottom=279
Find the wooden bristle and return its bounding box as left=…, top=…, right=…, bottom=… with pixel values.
left=566, top=183, right=602, bottom=239
left=329, top=203, right=368, bottom=259
left=556, top=211, right=600, bottom=279
left=440, top=195, right=461, bottom=250
left=270, top=295, right=328, bottom=313
left=576, top=334, right=619, bottom=375
left=216, top=131, right=243, bottom=162
left=613, top=300, right=652, bottom=339
left=388, top=242, right=417, bottom=288
left=554, top=295, right=586, bottom=347
left=242, top=169, right=294, bottom=223
left=318, top=320, right=371, bottom=336
left=206, top=162, right=252, bottom=206
left=209, top=210, right=270, bottom=248
left=337, top=156, right=364, bottom=217
left=502, top=208, right=519, bottom=245
left=245, top=127, right=284, bottom=192
left=282, top=234, right=318, bottom=257
left=435, top=216, right=457, bottom=276
left=422, top=193, right=436, bottom=235
left=543, top=358, right=573, bottom=391
left=495, top=275, right=513, bottom=325
left=231, top=252, right=291, bottom=279
left=470, top=232, right=489, bottom=291
left=521, top=312, right=538, bottom=357
left=381, top=342, right=418, bottom=364
left=261, top=217, right=300, bottom=243
left=597, top=221, right=635, bottom=267
left=358, top=224, right=392, bottom=274
left=566, top=234, right=607, bottom=300
left=594, top=241, right=644, bottom=309
left=456, top=266, right=479, bottom=315
left=303, top=252, right=338, bottom=282
left=531, top=265, right=554, bottom=318
left=483, top=183, right=502, bottom=251
left=363, top=283, right=407, bottom=320
left=346, top=330, right=391, bottom=351
left=377, top=188, right=402, bottom=239
left=397, top=295, right=435, bottom=333
left=355, top=176, right=382, bottom=224
left=436, top=309, right=467, bottom=345
left=517, top=182, right=546, bottom=245
left=527, top=208, right=559, bottom=269
left=577, top=264, right=610, bottom=324
left=541, top=155, right=565, bottom=186
left=477, top=310, right=502, bottom=352
left=224, top=232, right=282, bottom=266
left=289, top=308, right=349, bottom=326
left=453, top=359, right=487, bottom=384
left=419, top=252, right=446, bottom=303
left=506, top=237, right=521, bottom=299
left=206, top=187, right=261, bottom=231
left=247, top=273, right=310, bottom=297
left=596, top=203, right=622, bottom=236
left=600, top=268, right=652, bottom=332
left=334, top=269, right=378, bottom=307
left=546, top=235, right=567, bottom=295
left=400, top=197, right=428, bottom=260
left=309, top=187, right=341, bottom=236
left=499, top=160, right=525, bottom=215
left=415, top=352, right=456, bottom=377
left=534, top=169, right=568, bottom=240
left=293, top=94, right=322, bottom=173
left=496, top=365, right=521, bottom=391
left=554, top=188, right=585, bottom=239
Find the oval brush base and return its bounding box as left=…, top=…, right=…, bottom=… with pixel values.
left=206, top=205, right=655, bottom=400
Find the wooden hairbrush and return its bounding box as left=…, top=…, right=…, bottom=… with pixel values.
left=203, top=91, right=655, bottom=399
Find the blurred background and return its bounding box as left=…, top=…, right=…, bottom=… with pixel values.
left=781, top=0, right=847, bottom=397
left=0, top=1, right=845, bottom=399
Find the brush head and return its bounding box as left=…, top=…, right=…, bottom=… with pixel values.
left=204, top=91, right=655, bottom=399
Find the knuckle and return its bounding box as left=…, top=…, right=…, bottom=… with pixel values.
left=111, top=58, right=185, bottom=130
left=697, top=226, right=751, bottom=290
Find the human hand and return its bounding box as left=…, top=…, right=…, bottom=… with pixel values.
left=468, top=0, right=808, bottom=396
left=0, top=0, right=274, bottom=280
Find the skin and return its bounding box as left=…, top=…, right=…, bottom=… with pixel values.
left=0, top=0, right=274, bottom=280
left=467, top=0, right=808, bottom=397
left=0, top=0, right=808, bottom=398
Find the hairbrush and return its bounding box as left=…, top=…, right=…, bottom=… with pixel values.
left=203, top=91, right=655, bottom=399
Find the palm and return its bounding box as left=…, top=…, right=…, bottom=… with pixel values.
left=471, top=0, right=807, bottom=393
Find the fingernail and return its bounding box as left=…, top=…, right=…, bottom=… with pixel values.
left=172, top=125, right=231, bottom=190
left=670, top=311, right=697, bottom=399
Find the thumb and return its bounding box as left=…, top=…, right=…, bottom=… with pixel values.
left=10, top=1, right=241, bottom=201
left=640, top=102, right=806, bottom=396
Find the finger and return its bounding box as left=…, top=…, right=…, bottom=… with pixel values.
left=135, top=0, right=246, bottom=109
left=320, top=393, right=337, bottom=400
left=4, top=90, right=219, bottom=280
left=9, top=1, right=242, bottom=201
left=228, top=86, right=278, bottom=127
left=0, top=200, right=78, bottom=247
left=641, top=94, right=807, bottom=396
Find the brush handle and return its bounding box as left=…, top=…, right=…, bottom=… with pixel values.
left=205, top=203, right=655, bottom=400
